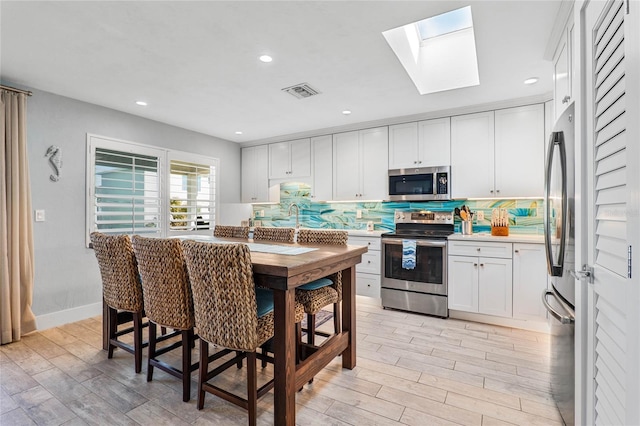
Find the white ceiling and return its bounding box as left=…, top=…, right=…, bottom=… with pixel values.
left=0, top=1, right=561, bottom=144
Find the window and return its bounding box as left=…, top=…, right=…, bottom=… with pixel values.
left=86, top=134, right=219, bottom=246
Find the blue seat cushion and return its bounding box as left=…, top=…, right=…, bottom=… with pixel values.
left=255, top=288, right=274, bottom=318
left=297, top=278, right=333, bottom=291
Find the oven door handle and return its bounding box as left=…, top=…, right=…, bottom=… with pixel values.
left=382, top=238, right=447, bottom=247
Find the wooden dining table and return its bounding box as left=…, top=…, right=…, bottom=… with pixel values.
left=102, top=236, right=367, bottom=425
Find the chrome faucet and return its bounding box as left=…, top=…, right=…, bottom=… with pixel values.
left=288, top=203, right=300, bottom=229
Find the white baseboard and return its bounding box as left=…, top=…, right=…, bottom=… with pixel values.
left=449, top=310, right=551, bottom=333
left=36, top=302, right=102, bottom=331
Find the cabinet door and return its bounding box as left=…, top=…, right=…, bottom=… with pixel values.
left=356, top=273, right=381, bottom=298
left=448, top=255, right=479, bottom=312
left=310, top=135, right=332, bottom=201
left=333, top=131, right=360, bottom=200
left=494, top=104, right=545, bottom=198
left=289, top=138, right=311, bottom=177
left=268, top=142, right=290, bottom=179
left=478, top=257, right=513, bottom=318
left=253, top=145, right=270, bottom=202
left=553, top=11, right=573, bottom=120
left=388, top=122, right=419, bottom=169
left=360, top=126, right=389, bottom=200
left=418, top=117, right=451, bottom=167
left=513, top=243, right=548, bottom=321
left=451, top=111, right=495, bottom=198
left=241, top=147, right=255, bottom=203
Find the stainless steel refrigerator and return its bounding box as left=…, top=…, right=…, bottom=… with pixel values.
left=542, top=102, right=576, bottom=426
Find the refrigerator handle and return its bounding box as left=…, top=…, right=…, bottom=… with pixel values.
left=542, top=289, right=575, bottom=324
left=544, top=131, right=568, bottom=277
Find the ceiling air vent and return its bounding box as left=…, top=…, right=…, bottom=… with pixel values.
left=281, top=83, right=321, bottom=99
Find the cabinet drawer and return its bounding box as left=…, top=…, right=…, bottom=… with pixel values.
left=448, top=240, right=512, bottom=258
left=356, top=273, right=380, bottom=298
left=356, top=251, right=381, bottom=274
left=349, top=236, right=381, bottom=251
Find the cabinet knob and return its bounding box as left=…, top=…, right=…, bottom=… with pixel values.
left=367, top=260, right=371, bottom=264
left=418, top=161, right=422, bottom=164
left=474, top=263, right=478, bottom=267
left=477, top=248, right=481, bottom=252
left=562, top=95, right=571, bottom=104
left=480, top=263, right=484, bottom=267
left=490, top=190, right=494, bottom=194
left=515, top=250, right=519, bottom=253
left=496, top=190, right=500, bottom=194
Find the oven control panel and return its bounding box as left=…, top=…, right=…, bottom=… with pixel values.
left=394, top=210, right=454, bottom=224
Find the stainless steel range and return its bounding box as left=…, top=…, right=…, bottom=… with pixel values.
left=381, top=210, right=454, bottom=318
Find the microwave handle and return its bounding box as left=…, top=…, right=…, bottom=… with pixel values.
left=382, top=238, right=447, bottom=247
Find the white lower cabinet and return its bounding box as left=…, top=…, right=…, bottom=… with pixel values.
left=478, top=257, right=513, bottom=318
left=512, top=243, right=548, bottom=320
left=448, top=254, right=512, bottom=318
left=448, top=239, right=548, bottom=325
left=348, top=236, right=381, bottom=298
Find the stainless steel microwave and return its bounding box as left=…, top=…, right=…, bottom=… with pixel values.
left=388, top=166, right=451, bottom=201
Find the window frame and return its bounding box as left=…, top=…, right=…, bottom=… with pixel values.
left=85, top=133, right=219, bottom=247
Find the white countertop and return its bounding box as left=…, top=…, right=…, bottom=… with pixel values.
left=346, top=230, right=386, bottom=237
left=448, top=233, right=544, bottom=244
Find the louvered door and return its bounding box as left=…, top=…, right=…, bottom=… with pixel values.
left=583, top=0, right=639, bottom=424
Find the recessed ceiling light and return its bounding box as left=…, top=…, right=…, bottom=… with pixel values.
left=524, top=77, right=539, bottom=85
left=342, top=110, right=352, bottom=115
left=259, top=55, right=272, bottom=63
left=235, top=131, right=243, bottom=135
left=135, top=101, right=147, bottom=106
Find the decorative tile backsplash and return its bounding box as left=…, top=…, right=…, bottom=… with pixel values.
left=251, top=183, right=544, bottom=234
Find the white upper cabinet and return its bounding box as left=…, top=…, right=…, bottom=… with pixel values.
left=553, top=7, right=574, bottom=120
left=494, top=104, right=545, bottom=198
left=388, top=122, right=418, bottom=169
left=418, top=118, right=451, bottom=167
left=268, top=138, right=311, bottom=179
left=333, top=126, right=388, bottom=200
left=310, top=135, right=333, bottom=201
left=452, top=105, right=544, bottom=199
left=241, top=145, right=271, bottom=203
left=388, top=118, right=450, bottom=169
left=451, top=111, right=495, bottom=198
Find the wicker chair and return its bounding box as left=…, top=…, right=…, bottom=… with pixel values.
left=182, top=241, right=304, bottom=425
left=295, top=229, right=349, bottom=347
left=90, top=232, right=147, bottom=374
left=213, top=225, right=250, bottom=239
left=252, top=226, right=295, bottom=243
left=131, top=235, right=198, bottom=402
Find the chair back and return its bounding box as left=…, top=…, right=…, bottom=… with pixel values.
left=131, top=236, right=194, bottom=330
left=253, top=227, right=295, bottom=243
left=182, top=241, right=260, bottom=351
left=213, top=225, right=250, bottom=239
left=296, top=229, right=348, bottom=245
left=296, top=229, right=348, bottom=301
left=90, top=232, right=143, bottom=313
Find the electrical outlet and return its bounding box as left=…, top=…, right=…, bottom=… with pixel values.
left=258, top=210, right=265, bottom=217
left=35, top=210, right=45, bottom=222
left=356, top=209, right=362, bottom=219
left=477, top=211, right=485, bottom=221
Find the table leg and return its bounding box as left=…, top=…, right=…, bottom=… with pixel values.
left=272, top=288, right=296, bottom=426
left=341, top=266, right=357, bottom=369
left=103, top=299, right=109, bottom=351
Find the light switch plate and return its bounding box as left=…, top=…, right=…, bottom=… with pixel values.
left=477, top=211, right=485, bottom=221
left=35, top=210, right=45, bottom=222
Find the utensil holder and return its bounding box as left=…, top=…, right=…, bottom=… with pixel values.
left=461, top=221, right=473, bottom=235
left=491, top=226, right=509, bottom=236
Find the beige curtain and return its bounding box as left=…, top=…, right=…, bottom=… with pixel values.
left=1, top=90, right=37, bottom=344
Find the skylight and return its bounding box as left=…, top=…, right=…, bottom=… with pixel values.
left=415, top=6, right=473, bottom=40
left=382, top=6, right=480, bottom=95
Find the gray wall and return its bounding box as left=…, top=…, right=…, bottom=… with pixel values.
left=21, top=86, right=241, bottom=317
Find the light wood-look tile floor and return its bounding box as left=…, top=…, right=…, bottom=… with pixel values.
left=1, top=296, right=562, bottom=425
